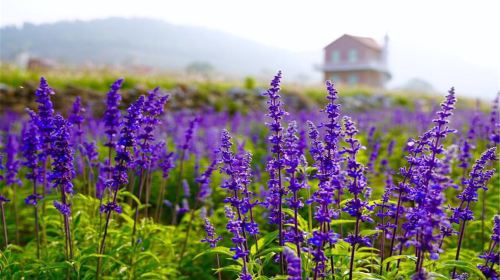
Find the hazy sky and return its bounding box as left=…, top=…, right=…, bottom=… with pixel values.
left=1, top=0, right=499, bottom=98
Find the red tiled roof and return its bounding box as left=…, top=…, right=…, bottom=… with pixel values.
left=325, top=34, right=382, bottom=51
left=350, top=35, right=381, bottom=50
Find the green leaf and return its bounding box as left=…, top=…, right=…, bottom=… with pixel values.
left=351, top=271, right=384, bottom=279
left=357, top=247, right=380, bottom=252
left=330, top=219, right=356, bottom=226
left=426, top=272, right=450, bottom=280
left=359, top=229, right=382, bottom=237
left=119, top=191, right=141, bottom=206
left=193, top=247, right=233, bottom=260
left=250, top=230, right=278, bottom=256
left=282, top=209, right=308, bottom=231
left=137, top=251, right=161, bottom=264
left=214, top=264, right=242, bottom=273
left=437, top=260, right=486, bottom=280
left=139, top=272, right=164, bottom=279
left=381, top=255, right=416, bottom=268
left=255, top=246, right=282, bottom=258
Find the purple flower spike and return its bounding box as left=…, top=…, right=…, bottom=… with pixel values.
left=68, top=96, right=85, bottom=140
left=477, top=216, right=499, bottom=279
left=5, top=133, right=22, bottom=186
left=49, top=115, right=76, bottom=194
left=100, top=201, right=123, bottom=214
left=54, top=201, right=71, bottom=216
left=284, top=246, right=302, bottom=280
left=201, top=217, right=222, bottom=248
left=25, top=194, right=43, bottom=206
left=103, top=78, right=124, bottom=149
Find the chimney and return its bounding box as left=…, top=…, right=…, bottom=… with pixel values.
left=382, top=34, right=389, bottom=66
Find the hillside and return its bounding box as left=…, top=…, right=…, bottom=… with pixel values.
left=0, top=18, right=320, bottom=82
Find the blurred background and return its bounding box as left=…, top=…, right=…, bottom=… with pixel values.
left=0, top=0, right=499, bottom=101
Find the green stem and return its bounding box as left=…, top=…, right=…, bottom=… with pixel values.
left=0, top=202, right=8, bottom=248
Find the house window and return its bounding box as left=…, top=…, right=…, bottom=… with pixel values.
left=330, top=74, right=341, bottom=83
left=330, top=50, right=340, bottom=63
left=348, top=49, right=357, bottom=63
left=348, top=74, right=358, bottom=85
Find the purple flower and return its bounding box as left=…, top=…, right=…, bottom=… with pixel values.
left=306, top=81, right=344, bottom=277
left=4, top=133, right=22, bottom=186
left=163, top=200, right=172, bottom=207
left=341, top=116, right=371, bottom=222
left=493, top=215, right=500, bottom=244
left=367, top=140, right=381, bottom=173
left=224, top=206, right=249, bottom=260
left=283, top=121, right=306, bottom=251
left=68, top=96, right=85, bottom=140
left=30, top=78, right=56, bottom=192
left=25, top=194, right=43, bottom=206
left=82, top=141, right=98, bottom=164
left=177, top=198, right=190, bottom=215
left=201, top=217, right=222, bottom=248
left=103, top=78, right=124, bottom=149
left=108, top=95, right=145, bottom=192
left=477, top=216, right=499, bottom=279
left=118, top=95, right=144, bottom=150
left=458, top=138, right=473, bottom=171
left=54, top=201, right=71, bottom=216
left=262, top=71, right=288, bottom=248
left=34, top=77, right=55, bottom=147
left=489, top=93, right=500, bottom=144
left=453, top=147, right=497, bottom=223
left=219, top=130, right=259, bottom=235
left=21, top=118, right=41, bottom=181
left=137, top=87, right=169, bottom=167
left=49, top=115, right=76, bottom=194
left=284, top=246, right=302, bottom=280
left=159, top=149, right=175, bottom=179
left=100, top=201, right=123, bottom=214
left=0, top=154, right=3, bottom=181
left=196, top=159, right=218, bottom=202
left=181, top=117, right=200, bottom=152
left=182, top=179, right=190, bottom=198
left=399, top=88, right=457, bottom=267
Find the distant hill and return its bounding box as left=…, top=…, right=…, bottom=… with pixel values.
left=0, top=17, right=321, bottom=82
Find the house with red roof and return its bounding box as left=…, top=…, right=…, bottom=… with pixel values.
left=320, top=34, right=391, bottom=88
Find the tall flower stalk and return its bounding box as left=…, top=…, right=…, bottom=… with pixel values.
left=0, top=155, right=9, bottom=248
left=22, top=113, right=42, bottom=258
left=155, top=146, right=175, bottom=221
left=219, top=130, right=258, bottom=280
left=201, top=216, right=223, bottom=280
left=388, top=88, right=457, bottom=269
left=101, top=78, right=124, bottom=208
left=283, top=121, right=305, bottom=261
left=477, top=215, right=499, bottom=279
left=4, top=131, right=21, bottom=244
left=451, top=147, right=496, bottom=278
left=376, top=173, right=395, bottom=274
left=50, top=115, right=76, bottom=261
left=401, top=88, right=457, bottom=276
left=97, top=95, right=144, bottom=279
left=306, top=81, right=343, bottom=279
left=33, top=77, right=55, bottom=197
left=342, top=116, right=372, bottom=280
left=262, top=71, right=288, bottom=272
left=131, top=88, right=168, bottom=245
left=172, top=116, right=199, bottom=224
left=179, top=158, right=218, bottom=259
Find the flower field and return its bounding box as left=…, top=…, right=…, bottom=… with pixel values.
left=0, top=71, right=498, bottom=280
